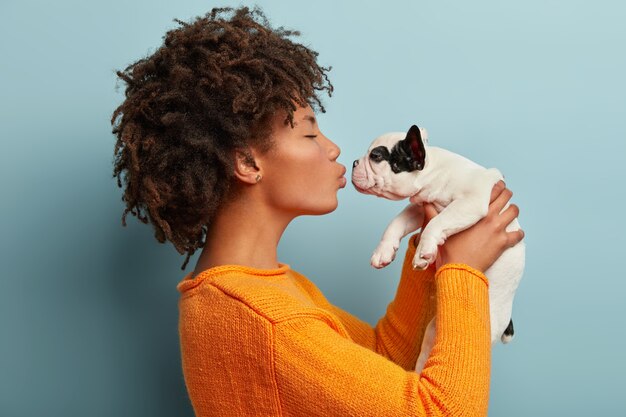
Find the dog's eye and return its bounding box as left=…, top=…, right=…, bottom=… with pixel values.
left=369, top=152, right=382, bottom=162
left=369, top=146, right=389, bottom=163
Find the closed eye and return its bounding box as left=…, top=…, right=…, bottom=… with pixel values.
left=305, top=135, right=318, bottom=139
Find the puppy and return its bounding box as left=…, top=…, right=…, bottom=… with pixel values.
left=351, top=125, right=525, bottom=374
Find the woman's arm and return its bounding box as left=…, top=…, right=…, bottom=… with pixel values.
left=273, top=264, right=491, bottom=417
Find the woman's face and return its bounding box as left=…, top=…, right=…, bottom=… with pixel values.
left=257, top=104, right=347, bottom=216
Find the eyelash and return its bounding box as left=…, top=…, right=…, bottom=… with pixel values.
left=305, top=135, right=318, bottom=139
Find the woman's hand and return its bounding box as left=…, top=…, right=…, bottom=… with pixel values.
left=420, top=181, right=524, bottom=273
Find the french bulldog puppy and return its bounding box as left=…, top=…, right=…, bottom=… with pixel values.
left=351, top=125, right=525, bottom=374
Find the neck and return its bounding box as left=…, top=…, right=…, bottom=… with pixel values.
left=191, top=191, right=294, bottom=278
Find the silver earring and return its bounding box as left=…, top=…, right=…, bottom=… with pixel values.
left=255, top=174, right=262, bottom=183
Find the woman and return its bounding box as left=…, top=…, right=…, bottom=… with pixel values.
left=111, top=6, right=524, bottom=416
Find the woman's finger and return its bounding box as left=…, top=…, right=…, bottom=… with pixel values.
left=489, top=187, right=513, bottom=216
left=505, top=229, right=525, bottom=248
left=496, top=203, right=520, bottom=229
left=489, top=180, right=506, bottom=203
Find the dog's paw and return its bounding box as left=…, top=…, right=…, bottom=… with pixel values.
left=414, top=239, right=438, bottom=270
left=371, top=241, right=398, bottom=269
left=412, top=255, right=430, bottom=270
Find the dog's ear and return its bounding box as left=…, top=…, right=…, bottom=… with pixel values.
left=400, top=125, right=426, bottom=171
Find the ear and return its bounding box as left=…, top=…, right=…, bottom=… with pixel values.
left=401, top=125, right=426, bottom=170
left=419, top=127, right=429, bottom=145
left=233, top=148, right=261, bottom=185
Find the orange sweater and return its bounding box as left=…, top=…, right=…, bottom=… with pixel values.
left=176, top=234, right=491, bottom=416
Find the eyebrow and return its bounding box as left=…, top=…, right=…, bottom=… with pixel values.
left=294, top=115, right=317, bottom=127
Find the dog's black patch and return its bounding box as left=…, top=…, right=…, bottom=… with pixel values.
left=389, top=125, right=426, bottom=173
left=369, top=146, right=390, bottom=163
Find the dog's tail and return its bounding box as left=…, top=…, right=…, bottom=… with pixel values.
left=501, top=318, right=515, bottom=343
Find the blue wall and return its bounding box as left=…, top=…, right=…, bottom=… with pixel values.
left=2, top=0, right=625, bottom=415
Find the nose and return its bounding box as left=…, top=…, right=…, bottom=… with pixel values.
left=327, top=138, right=341, bottom=160
left=353, top=160, right=359, bottom=168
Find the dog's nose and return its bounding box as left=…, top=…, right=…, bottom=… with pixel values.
left=353, top=160, right=359, bottom=168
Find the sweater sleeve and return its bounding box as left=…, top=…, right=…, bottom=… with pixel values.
left=326, top=233, right=438, bottom=370
left=273, top=264, right=491, bottom=417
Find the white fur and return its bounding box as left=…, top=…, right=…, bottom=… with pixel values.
left=351, top=128, right=525, bottom=374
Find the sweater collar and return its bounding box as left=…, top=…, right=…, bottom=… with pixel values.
left=176, top=262, right=291, bottom=293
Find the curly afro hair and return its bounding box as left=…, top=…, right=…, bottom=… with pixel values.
left=110, top=6, right=333, bottom=270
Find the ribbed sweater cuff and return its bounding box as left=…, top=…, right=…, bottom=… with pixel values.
left=432, top=262, right=491, bottom=356
left=435, top=263, right=489, bottom=287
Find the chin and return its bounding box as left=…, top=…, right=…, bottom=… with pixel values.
left=299, top=199, right=338, bottom=216
left=321, top=199, right=339, bottom=213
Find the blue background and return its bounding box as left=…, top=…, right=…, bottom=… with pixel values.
left=2, top=0, right=625, bottom=415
